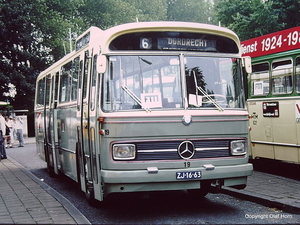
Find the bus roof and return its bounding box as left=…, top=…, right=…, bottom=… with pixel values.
left=104, top=22, right=240, bottom=54
left=74, top=21, right=240, bottom=54
left=241, top=26, right=300, bottom=58
left=104, top=21, right=239, bottom=41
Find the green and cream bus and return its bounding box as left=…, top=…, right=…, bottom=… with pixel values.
left=242, top=26, right=300, bottom=164
left=35, top=21, right=253, bottom=206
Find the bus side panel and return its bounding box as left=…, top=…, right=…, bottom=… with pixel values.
left=249, top=99, right=300, bottom=163
left=297, top=101, right=300, bottom=162
left=57, top=106, right=78, bottom=181
left=248, top=101, right=274, bottom=159
left=273, top=100, right=299, bottom=162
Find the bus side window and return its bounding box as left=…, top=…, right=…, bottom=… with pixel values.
left=36, top=78, right=45, bottom=108
left=251, top=62, right=270, bottom=96
left=272, top=59, right=293, bottom=94
left=90, top=55, right=98, bottom=111
left=45, top=74, right=51, bottom=106
left=82, top=51, right=89, bottom=100
left=60, top=61, right=72, bottom=103
left=54, top=72, right=59, bottom=107
left=71, top=57, right=80, bottom=101
left=296, top=57, right=300, bottom=93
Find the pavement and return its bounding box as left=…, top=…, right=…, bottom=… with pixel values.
left=0, top=138, right=299, bottom=224
left=0, top=138, right=90, bottom=224
left=222, top=169, right=300, bottom=214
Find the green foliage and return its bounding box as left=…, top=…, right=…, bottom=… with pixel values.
left=272, top=0, right=300, bottom=29
left=0, top=0, right=84, bottom=107
left=167, top=0, right=215, bottom=24
left=215, top=0, right=300, bottom=41
left=78, top=0, right=168, bottom=29
left=131, top=0, right=168, bottom=22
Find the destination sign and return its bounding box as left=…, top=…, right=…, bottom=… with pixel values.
left=75, top=32, right=90, bottom=51
left=157, top=37, right=216, bottom=51
left=109, top=31, right=238, bottom=53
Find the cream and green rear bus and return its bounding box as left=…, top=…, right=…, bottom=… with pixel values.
left=35, top=22, right=252, bottom=206
left=242, top=26, right=300, bottom=164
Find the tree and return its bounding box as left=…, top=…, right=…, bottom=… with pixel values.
left=272, top=0, right=300, bottom=29
left=215, top=0, right=300, bottom=41
left=215, top=0, right=282, bottom=41
left=78, top=0, right=168, bottom=30
left=0, top=0, right=84, bottom=105
left=0, top=0, right=84, bottom=136
left=167, top=0, right=215, bottom=24
left=128, top=0, right=168, bottom=22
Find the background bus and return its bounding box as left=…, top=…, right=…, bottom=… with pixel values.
left=242, top=26, right=300, bottom=164
left=35, top=21, right=252, bottom=206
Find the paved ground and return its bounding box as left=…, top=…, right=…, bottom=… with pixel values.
left=0, top=138, right=90, bottom=224
left=222, top=170, right=300, bottom=214
left=0, top=137, right=299, bottom=224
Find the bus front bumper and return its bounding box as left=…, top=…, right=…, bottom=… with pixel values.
left=101, top=163, right=253, bottom=194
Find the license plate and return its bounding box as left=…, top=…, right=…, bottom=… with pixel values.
left=176, top=171, right=202, bottom=180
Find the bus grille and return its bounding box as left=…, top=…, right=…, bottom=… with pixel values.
left=134, top=140, right=231, bottom=161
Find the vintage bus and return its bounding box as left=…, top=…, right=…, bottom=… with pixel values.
left=35, top=21, right=252, bottom=206
left=242, top=26, right=300, bottom=164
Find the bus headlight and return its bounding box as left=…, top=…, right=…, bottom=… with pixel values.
left=113, top=144, right=136, bottom=160
left=230, top=140, right=247, bottom=155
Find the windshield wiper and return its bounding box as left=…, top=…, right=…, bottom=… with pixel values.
left=121, top=85, right=151, bottom=112
left=192, top=71, right=224, bottom=112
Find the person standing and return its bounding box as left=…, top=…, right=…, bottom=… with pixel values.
left=9, top=116, right=15, bottom=147
left=12, top=117, right=17, bottom=141
left=0, top=113, right=7, bottom=159
left=15, top=117, right=24, bottom=147
left=5, top=116, right=12, bottom=148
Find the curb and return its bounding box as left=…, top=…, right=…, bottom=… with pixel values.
left=6, top=156, right=91, bottom=225
left=221, top=187, right=300, bottom=215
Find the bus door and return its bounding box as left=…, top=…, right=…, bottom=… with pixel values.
left=77, top=50, right=92, bottom=193
left=45, top=72, right=60, bottom=176
left=50, top=72, right=60, bottom=174
left=88, top=54, right=102, bottom=201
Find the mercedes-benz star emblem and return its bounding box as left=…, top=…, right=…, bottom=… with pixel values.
left=178, top=141, right=195, bottom=159
left=182, top=114, right=192, bottom=126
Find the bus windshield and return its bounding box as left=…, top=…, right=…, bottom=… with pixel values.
left=102, top=55, right=244, bottom=111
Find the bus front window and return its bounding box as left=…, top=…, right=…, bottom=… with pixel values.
left=102, top=56, right=245, bottom=112
left=102, top=55, right=182, bottom=111
left=185, top=57, right=245, bottom=109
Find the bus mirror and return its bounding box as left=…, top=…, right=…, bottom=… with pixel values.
left=97, top=55, right=107, bottom=74
left=243, top=56, right=252, bottom=74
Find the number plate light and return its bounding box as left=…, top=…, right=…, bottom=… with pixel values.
left=230, top=140, right=247, bottom=155
left=113, top=144, right=136, bottom=160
